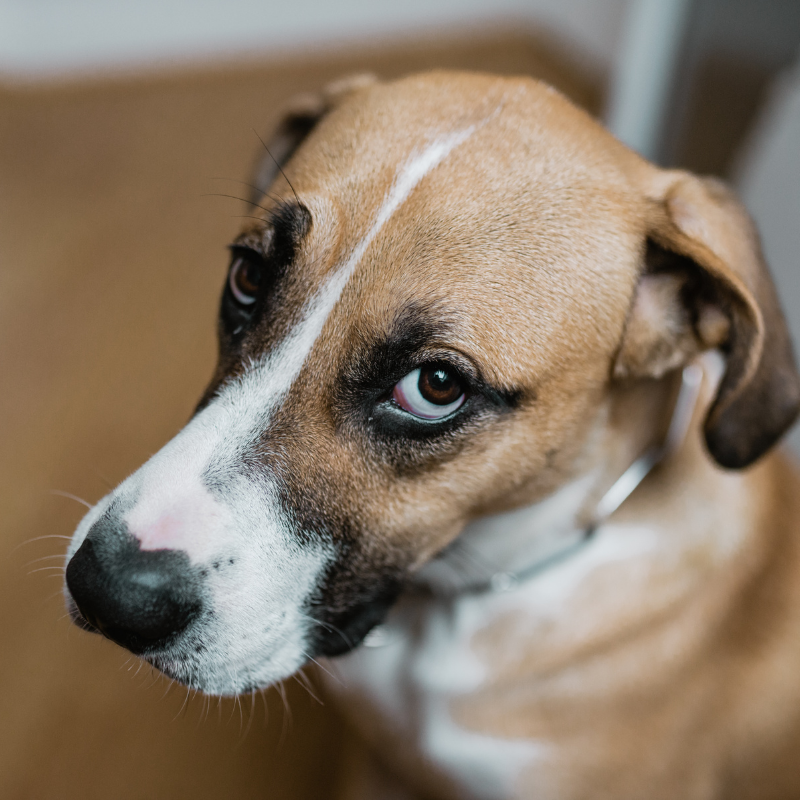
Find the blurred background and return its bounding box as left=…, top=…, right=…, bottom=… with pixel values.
left=1, top=1, right=798, bottom=797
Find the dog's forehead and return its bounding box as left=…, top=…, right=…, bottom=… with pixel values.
left=291, top=73, right=642, bottom=207
left=235, top=73, right=652, bottom=399
left=292, top=72, right=633, bottom=186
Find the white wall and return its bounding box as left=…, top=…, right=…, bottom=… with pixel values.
left=0, top=0, right=627, bottom=82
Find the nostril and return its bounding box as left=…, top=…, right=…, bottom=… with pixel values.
left=66, top=524, right=202, bottom=654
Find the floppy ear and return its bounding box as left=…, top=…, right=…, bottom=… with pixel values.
left=614, top=172, right=800, bottom=469
left=249, top=73, right=377, bottom=206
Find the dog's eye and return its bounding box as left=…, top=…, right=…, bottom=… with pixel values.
left=228, top=254, right=263, bottom=306
left=392, top=364, right=466, bottom=419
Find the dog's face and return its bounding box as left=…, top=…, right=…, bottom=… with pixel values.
left=64, top=72, right=798, bottom=695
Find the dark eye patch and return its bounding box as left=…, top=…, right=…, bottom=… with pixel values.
left=334, top=304, right=524, bottom=470
left=220, top=201, right=311, bottom=337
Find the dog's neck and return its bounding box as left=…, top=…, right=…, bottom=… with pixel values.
left=413, top=472, right=596, bottom=594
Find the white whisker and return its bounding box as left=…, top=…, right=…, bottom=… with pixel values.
left=51, top=489, right=93, bottom=509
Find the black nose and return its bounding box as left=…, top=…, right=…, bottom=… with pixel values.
left=66, top=514, right=202, bottom=654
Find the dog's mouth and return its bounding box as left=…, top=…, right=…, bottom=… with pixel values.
left=62, top=494, right=398, bottom=695
left=68, top=598, right=208, bottom=690
left=66, top=583, right=294, bottom=695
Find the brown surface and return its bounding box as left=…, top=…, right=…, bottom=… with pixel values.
left=0, top=29, right=600, bottom=800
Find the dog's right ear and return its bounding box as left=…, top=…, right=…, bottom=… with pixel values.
left=249, top=74, right=377, bottom=206
left=614, top=171, right=800, bottom=469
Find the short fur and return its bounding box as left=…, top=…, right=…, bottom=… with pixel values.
left=65, top=72, right=800, bottom=799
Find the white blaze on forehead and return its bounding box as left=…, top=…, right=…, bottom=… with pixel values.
left=206, top=125, right=482, bottom=483
left=238, top=124, right=480, bottom=418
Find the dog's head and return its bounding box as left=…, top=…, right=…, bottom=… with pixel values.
left=64, top=72, right=800, bottom=694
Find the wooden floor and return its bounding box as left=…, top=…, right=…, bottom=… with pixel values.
left=0, top=30, right=599, bottom=799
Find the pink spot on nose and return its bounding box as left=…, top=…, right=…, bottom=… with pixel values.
left=127, top=491, right=223, bottom=563
left=137, top=512, right=184, bottom=551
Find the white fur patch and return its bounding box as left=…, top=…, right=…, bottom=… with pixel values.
left=329, top=448, right=752, bottom=798
left=415, top=472, right=597, bottom=592
left=329, top=594, right=548, bottom=800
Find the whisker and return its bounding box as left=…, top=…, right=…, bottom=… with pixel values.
left=259, top=688, right=269, bottom=729
left=231, top=214, right=273, bottom=223
left=28, top=565, right=65, bottom=576
left=252, top=128, right=301, bottom=206
left=277, top=679, right=291, bottom=749
left=173, top=685, right=192, bottom=722
left=202, top=192, right=272, bottom=214
left=159, top=672, right=174, bottom=698
left=297, top=612, right=354, bottom=651
left=240, top=690, right=257, bottom=741
left=12, top=534, right=72, bottom=554
left=208, top=177, right=282, bottom=206
left=224, top=666, right=241, bottom=724
left=302, top=652, right=343, bottom=686
left=25, top=554, right=67, bottom=567
left=50, top=489, right=92, bottom=509
left=293, top=667, right=322, bottom=704
left=197, top=693, right=208, bottom=727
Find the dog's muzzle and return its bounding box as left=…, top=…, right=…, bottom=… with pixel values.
left=65, top=513, right=202, bottom=654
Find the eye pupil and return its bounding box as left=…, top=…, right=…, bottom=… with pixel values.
left=229, top=256, right=262, bottom=305
left=391, top=364, right=467, bottom=420
left=418, top=365, right=462, bottom=405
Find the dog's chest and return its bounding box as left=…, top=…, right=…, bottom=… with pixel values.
left=324, top=519, right=700, bottom=799
left=325, top=593, right=548, bottom=800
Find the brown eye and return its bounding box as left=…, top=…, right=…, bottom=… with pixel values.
left=419, top=366, right=463, bottom=405
left=228, top=256, right=262, bottom=306
left=392, top=364, right=466, bottom=419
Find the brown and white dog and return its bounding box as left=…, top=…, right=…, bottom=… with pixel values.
left=64, top=72, right=800, bottom=799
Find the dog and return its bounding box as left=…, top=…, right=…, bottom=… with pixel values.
left=64, top=71, right=800, bottom=799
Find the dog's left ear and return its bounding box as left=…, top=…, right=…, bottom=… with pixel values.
left=615, top=171, right=800, bottom=469
left=249, top=73, right=378, bottom=206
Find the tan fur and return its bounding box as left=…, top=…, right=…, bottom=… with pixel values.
left=460, top=399, right=800, bottom=799
left=141, top=71, right=800, bottom=798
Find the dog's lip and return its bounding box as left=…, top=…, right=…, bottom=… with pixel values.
left=69, top=605, right=187, bottom=656
left=146, top=654, right=215, bottom=692
left=68, top=607, right=190, bottom=663
left=67, top=602, right=102, bottom=636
